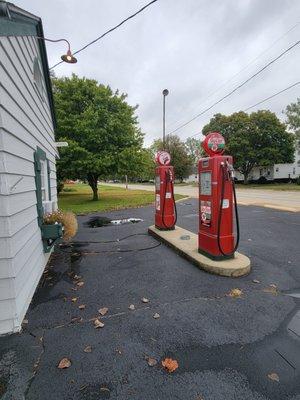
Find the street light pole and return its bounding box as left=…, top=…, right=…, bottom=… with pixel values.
left=162, top=89, right=169, bottom=149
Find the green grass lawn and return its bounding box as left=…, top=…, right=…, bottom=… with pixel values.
left=58, top=183, right=184, bottom=214
left=235, top=183, right=300, bottom=191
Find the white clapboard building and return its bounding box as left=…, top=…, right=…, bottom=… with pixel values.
left=0, top=2, right=58, bottom=334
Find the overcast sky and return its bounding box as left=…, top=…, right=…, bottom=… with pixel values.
left=17, top=0, right=300, bottom=146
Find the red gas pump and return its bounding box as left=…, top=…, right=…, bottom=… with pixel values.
left=198, top=132, right=239, bottom=260
left=155, top=151, right=177, bottom=230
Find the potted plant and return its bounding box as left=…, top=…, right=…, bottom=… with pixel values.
left=42, top=210, right=78, bottom=252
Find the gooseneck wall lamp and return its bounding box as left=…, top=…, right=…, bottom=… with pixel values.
left=36, top=37, right=77, bottom=64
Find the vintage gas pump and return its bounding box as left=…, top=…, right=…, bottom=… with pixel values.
left=198, top=132, right=239, bottom=260
left=154, top=151, right=177, bottom=230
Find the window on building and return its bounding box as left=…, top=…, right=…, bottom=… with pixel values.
left=259, top=169, right=263, bottom=176
left=33, top=57, right=45, bottom=102
left=40, top=159, right=49, bottom=202
left=275, top=167, right=279, bottom=172
left=297, top=160, right=300, bottom=166
left=34, top=147, right=51, bottom=227
left=293, top=168, right=296, bottom=175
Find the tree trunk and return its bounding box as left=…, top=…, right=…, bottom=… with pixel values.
left=243, top=173, right=249, bottom=185
left=87, top=174, right=99, bottom=201
left=125, top=175, right=128, bottom=190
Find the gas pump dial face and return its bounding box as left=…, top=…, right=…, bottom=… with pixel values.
left=155, top=151, right=171, bottom=166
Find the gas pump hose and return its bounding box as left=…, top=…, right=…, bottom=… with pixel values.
left=162, top=169, right=177, bottom=229
left=217, top=164, right=240, bottom=257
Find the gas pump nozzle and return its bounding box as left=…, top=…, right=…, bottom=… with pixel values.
left=226, top=161, right=235, bottom=180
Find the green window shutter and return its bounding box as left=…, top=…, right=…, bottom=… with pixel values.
left=47, top=159, right=51, bottom=201
left=34, top=147, right=46, bottom=227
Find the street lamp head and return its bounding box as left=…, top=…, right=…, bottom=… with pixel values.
left=162, top=89, right=169, bottom=96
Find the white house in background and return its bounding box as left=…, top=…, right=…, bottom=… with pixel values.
left=0, top=2, right=58, bottom=335
left=235, top=141, right=300, bottom=182
left=185, top=166, right=198, bottom=183
left=187, top=140, right=300, bottom=183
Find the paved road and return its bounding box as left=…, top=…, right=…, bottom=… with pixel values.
left=0, top=202, right=299, bottom=399
left=107, top=183, right=300, bottom=212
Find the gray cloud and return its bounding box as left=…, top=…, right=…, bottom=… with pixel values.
left=17, top=0, right=300, bottom=145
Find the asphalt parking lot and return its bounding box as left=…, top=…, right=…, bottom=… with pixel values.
left=0, top=199, right=299, bottom=400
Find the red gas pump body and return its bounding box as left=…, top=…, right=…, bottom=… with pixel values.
left=198, top=132, right=235, bottom=260
left=155, top=151, right=176, bottom=230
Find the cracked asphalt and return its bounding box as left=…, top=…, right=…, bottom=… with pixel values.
left=0, top=199, right=300, bottom=400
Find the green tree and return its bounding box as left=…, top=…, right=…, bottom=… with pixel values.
left=202, top=110, right=294, bottom=184
left=53, top=74, right=143, bottom=200
left=185, top=137, right=203, bottom=164
left=118, top=147, right=155, bottom=184
left=151, top=135, right=193, bottom=181
left=285, top=98, right=300, bottom=138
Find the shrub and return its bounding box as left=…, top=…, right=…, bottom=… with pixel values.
left=256, top=176, right=268, bottom=184
left=57, top=181, right=64, bottom=194
left=43, top=210, right=78, bottom=241
left=296, top=176, right=300, bottom=185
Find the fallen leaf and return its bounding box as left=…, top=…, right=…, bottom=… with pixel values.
left=57, top=358, right=71, bottom=369
left=116, top=349, right=122, bottom=355
left=247, top=238, right=252, bottom=241
left=98, top=307, right=108, bottom=316
left=71, top=297, right=78, bottom=303
left=23, top=319, right=29, bottom=324
left=129, top=304, right=135, bottom=310
left=83, top=345, right=92, bottom=353
left=94, top=319, right=104, bottom=328
left=73, top=274, right=81, bottom=280
left=78, top=304, right=86, bottom=310
left=263, top=286, right=278, bottom=295
left=162, top=358, right=178, bottom=373
left=141, top=297, right=149, bottom=303
left=228, top=288, right=243, bottom=298
left=252, top=279, right=260, bottom=284
left=268, top=372, right=279, bottom=382
left=270, top=284, right=277, bottom=289
left=77, top=281, right=84, bottom=287
left=146, top=357, right=157, bottom=367
left=153, top=313, right=160, bottom=319
left=100, top=387, right=110, bottom=394
left=71, top=316, right=83, bottom=323
left=71, top=288, right=77, bottom=291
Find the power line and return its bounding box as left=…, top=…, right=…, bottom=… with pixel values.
left=50, top=0, right=158, bottom=69
left=188, top=81, right=300, bottom=139
left=167, top=21, right=300, bottom=130
left=168, top=39, right=300, bottom=135
left=244, top=81, right=300, bottom=111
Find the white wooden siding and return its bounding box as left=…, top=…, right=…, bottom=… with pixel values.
left=0, top=35, right=57, bottom=335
